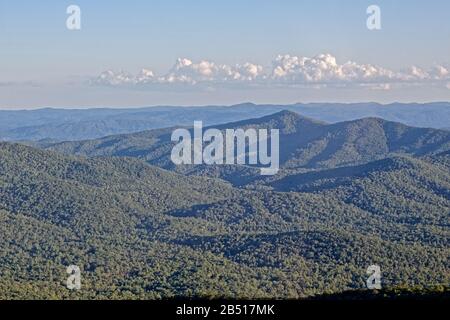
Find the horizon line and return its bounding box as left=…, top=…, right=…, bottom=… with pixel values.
left=1, top=101, right=450, bottom=111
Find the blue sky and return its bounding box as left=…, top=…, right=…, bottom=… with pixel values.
left=1, top=0, right=449, bottom=108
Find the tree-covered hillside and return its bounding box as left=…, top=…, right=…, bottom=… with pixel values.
left=0, top=139, right=448, bottom=299
left=46, top=111, right=450, bottom=186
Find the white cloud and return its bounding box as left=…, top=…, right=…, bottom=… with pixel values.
left=95, top=70, right=139, bottom=86
left=271, top=53, right=398, bottom=83
left=136, top=68, right=155, bottom=83
left=160, top=58, right=264, bottom=84
left=430, top=65, right=449, bottom=80
left=407, top=66, right=429, bottom=80
left=92, top=54, right=450, bottom=89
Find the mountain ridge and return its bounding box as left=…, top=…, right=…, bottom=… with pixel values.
left=2, top=102, right=450, bottom=141
left=1, top=140, right=449, bottom=298
left=44, top=111, right=450, bottom=185
left=0, top=108, right=449, bottom=299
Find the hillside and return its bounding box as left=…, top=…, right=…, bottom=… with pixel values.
left=0, top=141, right=448, bottom=299
left=266, top=155, right=450, bottom=228
left=46, top=111, right=450, bottom=185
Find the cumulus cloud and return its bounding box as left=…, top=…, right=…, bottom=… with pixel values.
left=92, top=54, right=450, bottom=89
left=161, top=58, right=264, bottom=84
left=95, top=70, right=136, bottom=86
left=93, top=59, right=264, bottom=86
left=136, top=68, right=155, bottom=83
left=430, top=65, right=449, bottom=80
left=271, top=53, right=398, bottom=84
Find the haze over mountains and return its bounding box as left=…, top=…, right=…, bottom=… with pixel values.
left=0, top=107, right=449, bottom=299
left=1, top=102, right=450, bottom=142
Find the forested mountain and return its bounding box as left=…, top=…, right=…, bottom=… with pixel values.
left=46, top=111, right=450, bottom=184
left=0, top=109, right=449, bottom=299
left=1, top=102, right=450, bottom=141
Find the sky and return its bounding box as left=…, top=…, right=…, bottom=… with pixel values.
left=0, top=0, right=449, bottom=108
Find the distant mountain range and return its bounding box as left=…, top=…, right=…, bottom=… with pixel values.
left=0, top=110, right=448, bottom=299
left=1, top=102, right=450, bottom=141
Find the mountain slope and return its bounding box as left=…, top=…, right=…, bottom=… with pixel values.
left=268, top=155, right=450, bottom=226
left=0, top=142, right=235, bottom=233
left=45, top=111, right=450, bottom=185
left=1, top=142, right=448, bottom=298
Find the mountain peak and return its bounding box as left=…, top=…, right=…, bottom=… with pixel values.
left=259, top=110, right=327, bottom=132
left=231, top=102, right=257, bottom=108
left=212, top=109, right=325, bottom=134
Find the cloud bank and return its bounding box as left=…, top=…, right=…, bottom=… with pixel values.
left=92, top=54, right=450, bottom=90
